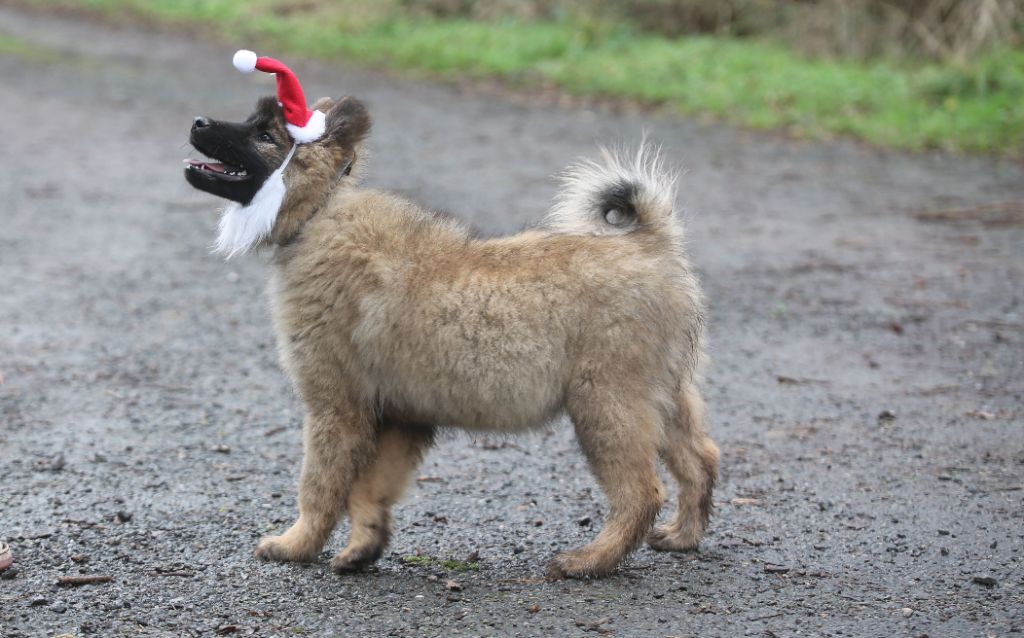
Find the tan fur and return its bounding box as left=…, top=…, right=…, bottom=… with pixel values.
left=238, top=97, right=718, bottom=579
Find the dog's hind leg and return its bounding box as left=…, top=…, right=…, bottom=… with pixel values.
left=331, top=425, right=435, bottom=573
left=548, top=388, right=666, bottom=579
left=255, top=402, right=376, bottom=563
left=648, top=383, right=719, bottom=552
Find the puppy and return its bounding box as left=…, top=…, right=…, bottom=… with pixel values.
left=184, top=95, right=719, bottom=579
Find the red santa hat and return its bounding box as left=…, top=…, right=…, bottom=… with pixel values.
left=232, top=49, right=326, bottom=144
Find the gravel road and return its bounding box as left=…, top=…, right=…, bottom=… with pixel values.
left=1, top=6, right=1022, bottom=637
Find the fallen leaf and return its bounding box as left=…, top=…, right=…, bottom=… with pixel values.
left=964, top=410, right=996, bottom=420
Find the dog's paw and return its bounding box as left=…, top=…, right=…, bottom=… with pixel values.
left=254, top=534, right=319, bottom=563
left=330, top=544, right=383, bottom=574
left=647, top=524, right=700, bottom=552
left=546, top=549, right=612, bottom=580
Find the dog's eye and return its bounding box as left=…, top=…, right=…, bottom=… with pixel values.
left=259, top=132, right=275, bottom=143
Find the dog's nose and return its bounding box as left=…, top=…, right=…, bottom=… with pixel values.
left=192, top=116, right=210, bottom=130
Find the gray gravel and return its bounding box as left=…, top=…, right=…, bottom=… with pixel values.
left=1, top=6, right=1022, bottom=637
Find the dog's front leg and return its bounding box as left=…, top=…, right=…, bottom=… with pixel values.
left=255, top=403, right=376, bottom=563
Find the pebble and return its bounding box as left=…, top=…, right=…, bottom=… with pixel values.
left=51, top=454, right=67, bottom=471
left=902, top=608, right=914, bottom=618
left=972, top=576, right=997, bottom=588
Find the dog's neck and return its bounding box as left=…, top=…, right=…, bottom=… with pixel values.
left=268, top=158, right=354, bottom=248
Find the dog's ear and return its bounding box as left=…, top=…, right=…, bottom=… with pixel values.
left=310, top=96, right=334, bottom=112
left=324, top=96, right=371, bottom=148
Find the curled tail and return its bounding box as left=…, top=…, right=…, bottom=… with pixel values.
left=544, top=144, right=680, bottom=238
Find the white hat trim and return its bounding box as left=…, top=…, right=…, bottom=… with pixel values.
left=286, top=109, right=327, bottom=144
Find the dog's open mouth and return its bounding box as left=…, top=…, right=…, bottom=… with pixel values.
left=184, top=159, right=250, bottom=181
left=185, top=117, right=271, bottom=204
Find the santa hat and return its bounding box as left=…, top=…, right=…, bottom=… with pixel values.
left=232, top=49, right=326, bottom=143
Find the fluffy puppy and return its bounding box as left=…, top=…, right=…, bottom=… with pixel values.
left=185, top=95, right=719, bottom=579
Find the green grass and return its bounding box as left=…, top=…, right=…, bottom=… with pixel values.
left=0, top=32, right=61, bottom=62
left=22, top=0, right=1024, bottom=154
left=401, top=555, right=480, bottom=571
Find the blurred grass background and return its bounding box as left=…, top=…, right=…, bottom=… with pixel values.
left=24, top=0, right=1024, bottom=154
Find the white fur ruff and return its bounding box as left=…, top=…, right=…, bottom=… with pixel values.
left=214, top=144, right=296, bottom=259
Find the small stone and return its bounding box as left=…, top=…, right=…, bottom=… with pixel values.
left=972, top=576, right=997, bottom=588
left=445, top=579, right=462, bottom=592
left=527, top=603, right=540, bottom=614
left=51, top=603, right=67, bottom=614
left=213, top=444, right=231, bottom=454
left=877, top=410, right=896, bottom=423
left=47, top=454, right=66, bottom=472
left=116, top=511, right=133, bottom=523
left=902, top=608, right=914, bottom=618
left=512, top=545, right=525, bottom=554
left=578, top=516, right=592, bottom=527
left=30, top=597, right=49, bottom=606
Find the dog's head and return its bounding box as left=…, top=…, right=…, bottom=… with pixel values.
left=185, top=95, right=371, bottom=251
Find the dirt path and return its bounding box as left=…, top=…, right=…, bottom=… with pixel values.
left=1, top=7, right=1022, bottom=637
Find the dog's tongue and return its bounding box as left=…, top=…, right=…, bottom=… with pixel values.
left=185, top=159, right=229, bottom=173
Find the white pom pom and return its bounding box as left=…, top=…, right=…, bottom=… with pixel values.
left=233, top=49, right=257, bottom=73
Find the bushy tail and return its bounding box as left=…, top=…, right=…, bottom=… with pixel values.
left=544, top=144, right=679, bottom=238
